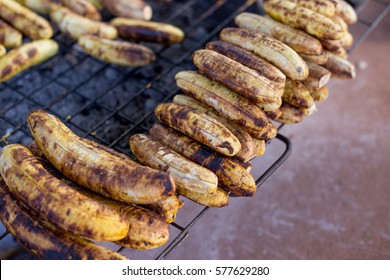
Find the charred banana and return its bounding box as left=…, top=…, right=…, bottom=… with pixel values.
left=205, top=40, right=286, bottom=93
left=0, top=144, right=130, bottom=241
left=0, top=178, right=128, bottom=260
left=149, top=124, right=256, bottom=197
left=263, top=0, right=345, bottom=40
left=154, top=103, right=241, bottom=157
left=303, top=62, right=331, bottom=88
left=0, top=0, right=53, bottom=39
left=14, top=0, right=52, bottom=14
left=78, top=35, right=155, bottom=66
left=0, top=40, right=58, bottom=83
left=235, top=13, right=323, bottom=56
left=220, top=28, right=309, bottom=80
left=283, top=79, right=314, bottom=109
left=193, top=49, right=281, bottom=104
left=300, top=50, right=329, bottom=65
left=27, top=110, right=175, bottom=204
left=0, top=45, right=5, bottom=58
left=0, top=19, right=23, bottom=49
left=172, top=94, right=257, bottom=162
left=50, top=5, right=117, bottom=40
left=323, top=51, right=356, bottom=79
left=111, top=18, right=185, bottom=44
left=102, top=0, right=152, bottom=20
left=273, top=103, right=305, bottom=124
left=130, top=134, right=218, bottom=195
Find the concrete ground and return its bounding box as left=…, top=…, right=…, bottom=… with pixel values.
left=167, top=6, right=390, bottom=260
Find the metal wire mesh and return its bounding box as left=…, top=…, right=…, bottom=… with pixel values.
left=0, top=0, right=388, bottom=260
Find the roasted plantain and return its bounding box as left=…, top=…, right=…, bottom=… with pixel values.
left=62, top=0, right=102, bottom=21
left=300, top=49, right=329, bottom=65
left=0, top=40, right=58, bottom=82
left=102, top=0, right=152, bottom=20
left=0, top=177, right=128, bottom=260
left=308, top=85, right=329, bottom=102
left=220, top=28, right=309, bottom=80
left=50, top=4, right=117, bottom=40
left=263, top=0, right=345, bottom=40
left=205, top=40, right=286, bottom=93
left=130, top=134, right=218, bottom=195
left=235, top=13, right=323, bottom=56
left=172, top=94, right=257, bottom=162
left=286, top=0, right=336, bottom=17
left=303, top=62, right=331, bottom=88
left=193, top=49, right=281, bottom=104
left=0, top=45, right=5, bottom=58
left=283, top=79, right=314, bottom=109
left=323, top=51, right=356, bottom=79
left=273, top=103, right=305, bottom=124
left=111, top=18, right=185, bottom=44
left=14, top=0, right=52, bottom=14
left=0, top=144, right=130, bottom=242
left=0, top=0, right=53, bottom=39
left=0, top=19, right=23, bottom=49
left=154, top=103, right=241, bottom=157
left=28, top=110, right=175, bottom=204
left=78, top=35, right=155, bottom=66
left=149, top=124, right=256, bottom=197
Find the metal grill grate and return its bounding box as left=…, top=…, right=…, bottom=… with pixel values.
left=0, top=0, right=388, bottom=260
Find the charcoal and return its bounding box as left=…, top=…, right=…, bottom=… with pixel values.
left=29, top=82, right=68, bottom=107
left=70, top=104, right=110, bottom=133
left=4, top=100, right=41, bottom=126
left=50, top=92, right=88, bottom=119
left=0, top=89, right=24, bottom=114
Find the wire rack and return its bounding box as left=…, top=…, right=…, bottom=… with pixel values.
left=0, top=0, right=388, bottom=260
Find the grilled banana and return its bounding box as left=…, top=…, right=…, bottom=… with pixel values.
left=0, top=19, right=23, bottom=49
left=329, top=46, right=348, bottom=59
left=102, top=0, right=152, bottom=20
left=63, top=0, right=101, bottom=21
left=130, top=134, right=218, bottom=194
left=328, top=0, right=343, bottom=14
left=175, top=71, right=272, bottom=139
left=265, top=108, right=283, bottom=121
left=28, top=110, right=175, bottom=204
left=287, top=0, right=336, bottom=17
left=173, top=94, right=256, bottom=162
left=193, top=49, right=281, bottom=104
left=308, top=85, right=329, bottom=101
left=37, top=155, right=171, bottom=250
left=0, top=0, right=53, bottom=39
left=149, top=124, right=256, bottom=197
left=142, top=194, right=182, bottom=224
left=340, top=31, right=353, bottom=49
left=235, top=13, right=322, bottom=56
left=258, top=97, right=283, bottom=112
left=14, top=0, right=52, bottom=13
left=0, top=45, right=5, bottom=57
left=283, top=79, right=314, bottom=109
left=274, top=103, right=305, bottom=124
left=32, top=139, right=180, bottom=225
left=244, top=120, right=278, bottom=141
left=263, top=0, right=344, bottom=40
left=300, top=102, right=318, bottom=116
left=303, top=62, right=331, bottom=88
left=78, top=35, right=155, bottom=66
left=111, top=18, right=185, bottom=44
left=205, top=40, right=286, bottom=92
left=0, top=178, right=128, bottom=260
left=155, top=103, right=241, bottom=157
left=300, top=50, right=329, bottom=65
left=0, top=144, right=130, bottom=241
left=0, top=40, right=58, bottom=82
left=50, top=5, right=117, bottom=40
left=220, top=28, right=308, bottom=80
left=331, top=15, right=348, bottom=33
left=323, top=51, right=356, bottom=79
left=335, top=0, right=358, bottom=24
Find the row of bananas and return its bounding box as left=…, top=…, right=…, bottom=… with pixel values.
left=0, top=109, right=184, bottom=259
left=0, top=0, right=185, bottom=82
